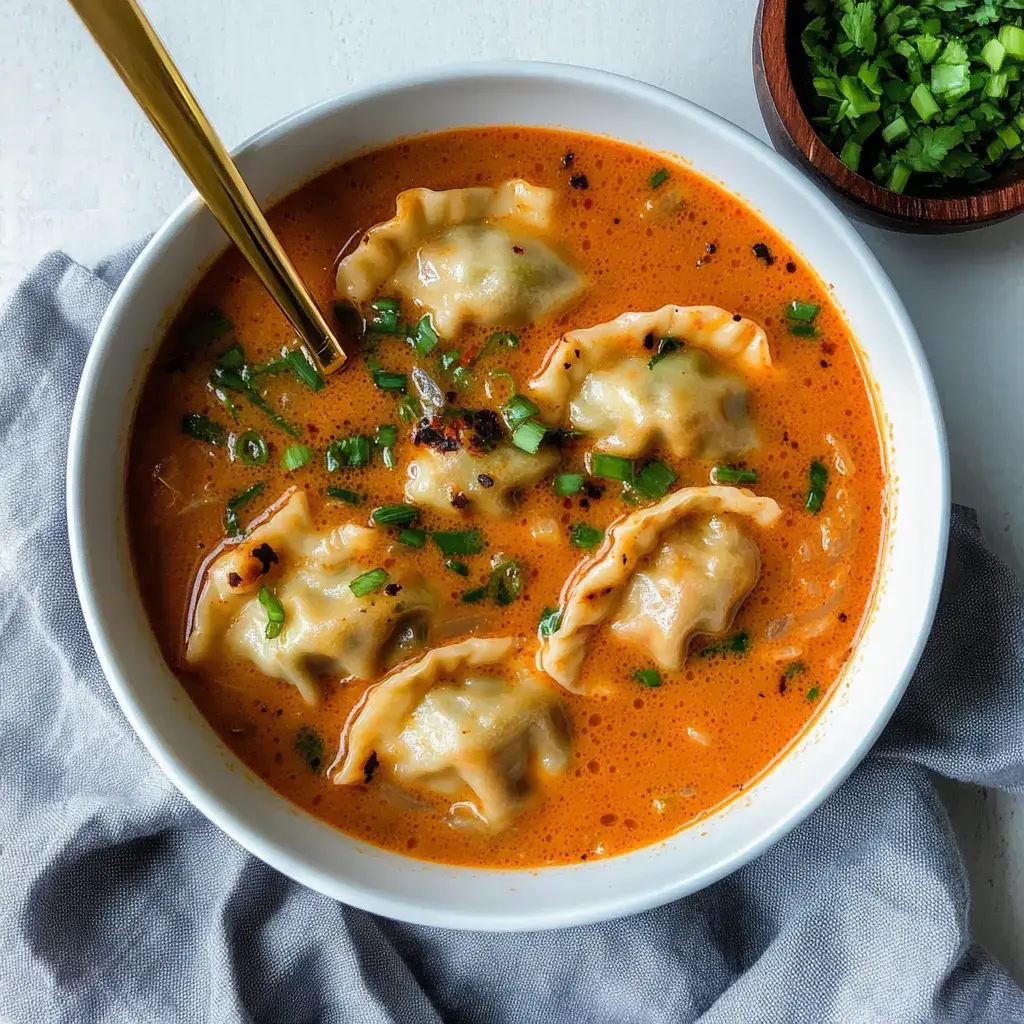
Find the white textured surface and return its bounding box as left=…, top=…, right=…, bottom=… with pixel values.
left=3, top=0, right=1022, bottom=976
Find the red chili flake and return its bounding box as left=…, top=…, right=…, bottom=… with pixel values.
left=613, top=217, right=621, bottom=225
left=227, top=572, right=243, bottom=588
left=445, top=390, right=457, bottom=404
left=839, top=612, right=848, bottom=623
left=706, top=242, right=718, bottom=254
left=307, top=423, right=320, bottom=435
left=820, top=341, right=836, bottom=356
left=779, top=679, right=788, bottom=694
left=561, top=151, right=575, bottom=169
left=732, top=313, right=742, bottom=322
left=569, top=174, right=589, bottom=190
left=786, top=261, right=797, bottom=273
left=512, top=245, right=525, bottom=255
left=450, top=492, right=471, bottom=510
left=363, top=751, right=379, bottom=784
left=477, top=474, right=495, bottom=489
left=384, top=583, right=402, bottom=597
left=642, top=333, right=655, bottom=350
left=563, top=361, right=572, bottom=370
left=753, top=242, right=775, bottom=265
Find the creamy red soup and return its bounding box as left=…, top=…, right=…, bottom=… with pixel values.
left=128, top=127, right=885, bottom=868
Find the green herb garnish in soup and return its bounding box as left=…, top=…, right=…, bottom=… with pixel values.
left=127, top=126, right=885, bottom=869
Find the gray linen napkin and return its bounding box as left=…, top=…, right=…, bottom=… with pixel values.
left=3, top=249, right=1024, bottom=1024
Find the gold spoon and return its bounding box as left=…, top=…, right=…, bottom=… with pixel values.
left=68, top=0, right=346, bottom=374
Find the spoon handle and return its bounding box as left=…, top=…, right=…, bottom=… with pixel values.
left=68, top=0, right=346, bottom=374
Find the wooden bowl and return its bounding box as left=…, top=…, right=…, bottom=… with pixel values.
left=754, top=0, right=1024, bottom=232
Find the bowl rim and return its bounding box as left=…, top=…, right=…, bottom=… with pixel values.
left=755, top=0, right=1024, bottom=228
left=67, top=59, right=950, bottom=930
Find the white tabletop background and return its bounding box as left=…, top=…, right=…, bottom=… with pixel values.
left=4, top=0, right=1023, bottom=980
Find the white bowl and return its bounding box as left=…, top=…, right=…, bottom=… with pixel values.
left=67, top=62, right=948, bottom=931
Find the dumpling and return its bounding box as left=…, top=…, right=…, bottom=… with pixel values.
left=405, top=442, right=559, bottom=517
left=335, top=180, right=586, bottom=338
left=528, top=305, right=771, bottom=459
left=187, top=489, right=439, bottom=705
left=334, top=637, right=571, bottom=830
left=538, top=486, right=782, bottom=692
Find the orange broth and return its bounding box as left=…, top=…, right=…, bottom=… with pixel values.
left=127, top=127, right=885, bottom=868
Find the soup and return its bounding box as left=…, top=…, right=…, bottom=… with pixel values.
left=127, top=127, right=885, bottom=868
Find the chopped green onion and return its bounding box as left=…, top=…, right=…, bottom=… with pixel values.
left=887, top=163, right=912, bottom=194
left=368, top=298, right=402, bottom=334
left=983, top=38, right=1007, bottom=73
left=216, top=343, right=245, bottom=371
left=280, top=444, right=313, bottom=471
left=698, top=631, right=750, bottom=658
left=511, top=419, right=548, bottom=454
left=648, top=167, right=670, bottom=189
left=986, top=72, right=1010, bottom=100
left=451, top=365, right=473, bottom=390
left=396, top=394, right=422, bottom=423
left=439, top=351, right=460, bottom=372
left=481, top=331, right=520, bottom=354
left=711, top=464, right=758, bottom=485
left=999, top=125, right=1022, bottom=151
left=789, top=323, right=818, bottom=338
left=284, top=348, right=325, bottom=391
left=805, top=460, right=828, bottom=514
left=326, top=486, right=362, bottom=504
left=931, top=63, right=968, bottom=97
left=590, top=452, right=634, bottom=483
left=538, top=606, right=561, bottom=637
left=233, top=430, right=268, bottom=466
left=181, top=412, right=226, bottom=446
left=502, top=394, right=541, bottom=430
left=397, top=528, right=427, bottom=548
left=373, top=370, right=407, bottom=392
left=432, top=529, right=484, bottom=557
left=208, top=363, right=300, bottom=438
left=489, top=560, right=523, bottom=606
left=838, top=75, right=880, bottom=116
left=258, top=584, right=285, bottom=640
left=375, top=424, right=398, bottom=470
left=326, top=435, right=371, bottom=470
left=634, top=460, right=677, bottom=500
left=881, top=116, right=910, bottom=145
left=349, top=568, right=390, bottom=598
left=224, top=482, right=266, bottom=537
left=910, top=83, right=939, bottom=122
left=445, top=559, right=470, bottom=576
left=806, top=687, right=821, bottom=703
left=412, top=314, right=439, bottom=356
left=784, top=660, right=807, bottom=679
left=461, top=586, right=489, bottom=604
left=999, top=25, right=1024, bottom=61
left=839, top=139, right=862, bottom=172
left=633, top=668, right=662, bottom=688
left=371, top=504, right=420, bottom=527
left=554, top=473, right=585, bottom=496
left=570, top=524, right=604, bottom=550
left=785, top=299, right=820, bottom=324
left=647, top=337, right=680, bottom=370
